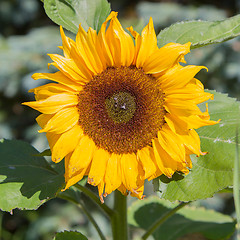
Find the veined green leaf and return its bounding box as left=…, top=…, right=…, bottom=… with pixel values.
left=44, top=0, right=111, bottom=33
left=128, top=197, right=235, bottom=240
left=157, top=14, right=240, bottom=48
left=54, top=231, right=88, bottom=240
left=155, top=90, right=240, bottom=201
left=0, top=139, right=65, bottom=212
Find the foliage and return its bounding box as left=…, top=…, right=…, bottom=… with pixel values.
left=157, top=14, right=240, bottom=49
left=0, top=139, right=65, bottom=212
left=128, top=197, right=236, bottom=240
left=53, top=231, right=87, bottom=240
left=43, top=0, right=111, bottom=33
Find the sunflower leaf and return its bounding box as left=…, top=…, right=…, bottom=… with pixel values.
left=53, top=231, right=88, bottom=240
left=0, top=139, right=65, bottom=212
left=157, top=14, right=240, bottom=49
left=54, top=231, right=87, bottom=240
left=128, top=197, right=235, bottom=240
left=37, top=148, right=51, bottom=157
left=43, top=0, right=111, bottom=33
left=155, top=90, right=240, bottom=202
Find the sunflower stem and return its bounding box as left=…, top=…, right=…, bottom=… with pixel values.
left=111, top=190, right=128, bottom=240
left=141, top=202, right=189, bottom=240
left=58, top=194, right=107, bottom=240
left=74, top=183, right=114, bottom=217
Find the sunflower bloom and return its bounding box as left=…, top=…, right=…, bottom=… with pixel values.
left=23, top=12, right=218, bottom=203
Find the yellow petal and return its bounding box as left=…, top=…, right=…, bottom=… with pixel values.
left=36, top=114, right=53, bottom=129
left=67, top=135, right=96, bottom=178
left=64, top=172, right=86, bottom=190
left=106, top=13, right=134, bottom=66
left=164, top=113, right=188, bottom=135
left=30, top=83, right=76, bottom=101
left=51, top=124, right=84, bottom=163
left=46, top=132, right=60, bottom=151
left=68, top=41, right=95, bottom=77
left=157, top=125, right=186, bottom=162
left=60, top=26, right=75, bottom=58
left=137, top=146, right=157, bottom=180
left=152, top=138, right=176, bottom=178
left=38, top=107, right=79, bottom=134
left=97, top=12, right=117, bottom=66
left=64, top=153, right=87, bottom=189
left=64, top=136, right=96, bottom=190
left=164, top=99, right=203, bottom=117
left=127, top=26, right=141, bottom=65
left=185, top=154, right=193, bottom=169
left=135, top=17, right=158, bottom=68
left=32, top=72, right=83, bottom=91
left=179, top=104, right=219, bottom=129
left=164, top=78, right=213, bottom=105
left=48, top=54, right=91, bottom=81
left=130, top=184, right=145, bottom=200
left=117, top=185, right=128, bottom=196
left=88, top=148, right=110, bottom=186
left=143, top=42, right=191, bottom=74
left=97, top=181, right=105, bottom=203
left=76, top=25, right=105, bottom=74
left=104, top=153, right=122, bottom=195
left=121, top=153, right=144, bottom=191
left=22, top=93, right=78, bottom=114
left=180, top=129, right=202, bottom=156
left=176, top=154, right=192, bottom=174
left=160, top=65, right=206, bottom=90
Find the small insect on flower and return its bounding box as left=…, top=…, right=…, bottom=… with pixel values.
left=23, top=11, right=218, bottom=203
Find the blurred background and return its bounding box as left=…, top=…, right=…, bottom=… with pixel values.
left=0, top=0, right=240, bottom=239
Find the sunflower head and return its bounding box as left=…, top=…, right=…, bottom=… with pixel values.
left=23, top=11, right=218, bottom=202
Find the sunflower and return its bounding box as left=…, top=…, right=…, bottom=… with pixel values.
left=23, top=11, right=218, bottom=203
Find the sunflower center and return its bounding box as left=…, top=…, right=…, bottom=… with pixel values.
left=105, top=91, right=136, bottom=123
left=78, top=66, right=166, bottom=154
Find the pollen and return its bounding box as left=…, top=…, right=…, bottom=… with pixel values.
left=77, top=66, right=166, bottom=154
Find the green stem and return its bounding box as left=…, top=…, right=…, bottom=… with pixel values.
left=111, top=190, right=128, bottom=240
left=74, top=183, right=114, bottom=218
left=141, top=202, right=189, bottom=240
left=58, top=194, right=107, bottom=240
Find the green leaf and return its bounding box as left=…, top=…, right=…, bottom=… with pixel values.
left=37, top=148, right=51, bottom=157
left=128, top=197, right=235, bottom=240
left=54, top=231, right=88, bottom=240
left=157, top=14, right=240, bottom=49
left=155, top=90, right=240, bottom=201
left=0, top=139, right=65, bottom=212
left=44, top=0, right=111, bottom=33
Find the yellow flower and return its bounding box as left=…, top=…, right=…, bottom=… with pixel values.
left=23, top=11, right=218, bottom=203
